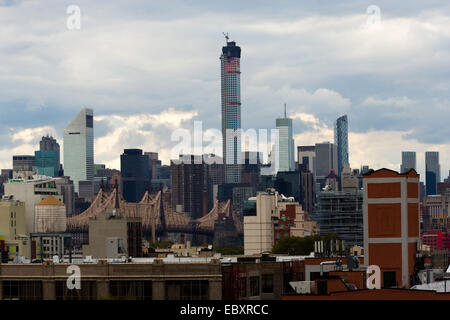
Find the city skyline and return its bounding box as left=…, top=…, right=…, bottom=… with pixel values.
left=0, top=1, right=449, bottom=181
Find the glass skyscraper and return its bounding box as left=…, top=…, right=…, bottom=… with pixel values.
left=221, top=39, right=242, bottom=183
left=275, top=115, right=294, bottom=173
left=334, top=115, right=349, bottom=176
left=35, top=135, right=60, bottom=177
left=425, top=151, right=440, bottom=195
left=63, top=108, right=94, bottom=193
left=35, top=150, right=59, bottom=177
left=400, top=151, right=416, bottom=173
left=121, top=149, right=150, bottom=203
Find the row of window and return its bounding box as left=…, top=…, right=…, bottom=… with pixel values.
left=1, top=280, right=209, bottom=300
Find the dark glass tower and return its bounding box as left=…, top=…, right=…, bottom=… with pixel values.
left=334, top=115, right=349, bottom=176
left=120, top=149, right=150, bottom=203
left=221, top=39, right=242, bottom=183
left=425, top=151, right=440, bottom=195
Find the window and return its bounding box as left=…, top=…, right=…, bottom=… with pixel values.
left=238, top=277, right=246, bottom=298
left=249, top=276, right=260, bottom=297
left=109, top=280, right=152, bottom=300
left=317, top=280, right=328, bottom=295
left=2, top=281, right=43, bottom=300
left=56, top=281, right=97, bottom=300
left=262, top=274, right=274, bottom=293
left=383, top=272, right=396, bottom=288
left=165, top=280, right=208, bottom=300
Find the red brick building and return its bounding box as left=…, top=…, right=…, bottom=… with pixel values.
left=363, top=168, right=420, bottom=288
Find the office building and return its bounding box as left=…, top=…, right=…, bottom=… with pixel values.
left=334, top=115, right=349, bottom=176
left=425, top=152, right=440, bottom=195
left=0, top=170, right=12, bottom=197
left=63, top=108, right=94, bottom=194
left=363, top=168, right=420, bottom=288
left=0, top=199, right=28, bottom=259
left=4, top=177, right=64, bottom=234
left=301, top=171, right=314, bottom=214
left=232, top=185, right=256, bottom=218
left=315, top=142, right=337, bottom=178
left=120, top=149, right=150, bottom=203
left=35, top=135, right=61, bottom=177
left=55, top=177, right=74, bottom=217
left=241, top=151, right=261, bottom=189
left=297, top=146, right=315, bottom=173
left=261, top=171, right=302, bottom=202
left=83, top=208, right=142, bottom=259
left=93, top=164, right=105, bottom=177
left=34, top=150, right=59, bottom=177
left=361, top=165, right=370, bottom=175
left=221, top=39, right=242, bottom=183
left=400, top=151, right=416, bottom=173
left=171, top=155, right=210, bottom=219
left=40, top=135, right=59, bottom=151
left=144, top=152, right=162, bottom=180
left=243, top=189, right=317, bottom=255
left=13, top=155, right=35, bottom=172
left=275, top=107, right=295, bottom=173
left=421, top=194, right=449, bottom=232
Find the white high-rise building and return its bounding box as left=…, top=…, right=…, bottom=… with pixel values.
left=63, top=108, right=94, bottom=193
left=275, top=107, right=295, bottom=173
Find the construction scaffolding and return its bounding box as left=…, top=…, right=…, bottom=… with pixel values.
left=315, top=190, right=363, bottom=247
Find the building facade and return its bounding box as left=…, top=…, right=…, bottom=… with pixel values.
left=120, top=149, right=150, bottom=203
left=63, top=108, right=94, bottom=194
left=363, top=168, right=420, bottom=288
left=244, top=190, right=317, bottom=255
left=297, top=146, right=315, bottom=173
left=400, top=151, right=416, bottom=174
left=170, top=155, right=210, bottom=219
left=12, top=155, right=35, bottom=172
left=314, top=142, right=338, bottom=181
left=83, top=208, right=142, bottom=259
left=275, top=116, right=295, bottom=173
left=316, top=190, right=363, bottom=247
left=34, top=150, right=59, bottom=177
left=4, top=177, right=64, bottom=234
left=334, top=115, right=349, bottom=176
left=221, top=40, right=242, bottom=183
left=0, top=199, right=28, bottom=260
left=425, top=151, right=440, bottom=196
left=0, top=260, right=222, bottom=300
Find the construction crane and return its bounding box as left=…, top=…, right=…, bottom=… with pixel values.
left=222, top=32, right=229, bottom=43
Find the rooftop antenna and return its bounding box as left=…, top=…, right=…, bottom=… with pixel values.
left=284, top=103, right=287, bottom=118
left=222, top=32, right=229, bottom=44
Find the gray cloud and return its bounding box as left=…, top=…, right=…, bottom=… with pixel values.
left=0, top=0, right=448, bottom=177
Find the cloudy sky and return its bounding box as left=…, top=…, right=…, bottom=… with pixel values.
left=0, top=0, right=449, bottom=181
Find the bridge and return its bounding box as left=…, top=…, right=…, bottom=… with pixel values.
left=66, top=186, right=243, bottom=244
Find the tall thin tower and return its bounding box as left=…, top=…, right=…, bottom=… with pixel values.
left=334, top=115, right=349, bottom=176
left=221, top=34, right=242, bottom=183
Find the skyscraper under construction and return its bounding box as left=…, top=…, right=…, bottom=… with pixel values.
left=221, top=36, right=242, bottom=183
